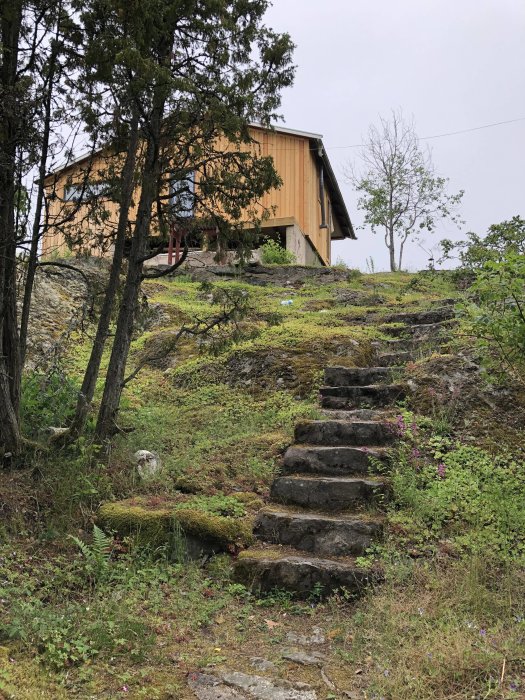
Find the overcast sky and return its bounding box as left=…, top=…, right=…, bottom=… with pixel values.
left=264, top=0, right=525, bottom=271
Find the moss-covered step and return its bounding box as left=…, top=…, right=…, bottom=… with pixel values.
left=319, top=384, right=406, bottom=410
left=376, top=350, right=415, bottom=366
left=282, top=444, right=389, bottom=477
left=270, top=474, right=387, bottom=510
left=234, top=544, right=382, bottom=597
left=378, top=321, right=456, bottom=340
left=98, top=497, right=254, bottom=558
left=324, top=366, right=394, bottom=387
left=254, top=506, right=383, bottom=557
left=382, top=307, right=455, bottom=325
left=294, top=419, right=394, bottom=446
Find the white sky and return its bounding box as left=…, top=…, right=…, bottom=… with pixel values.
left=265, top=0, right=525, bottom=271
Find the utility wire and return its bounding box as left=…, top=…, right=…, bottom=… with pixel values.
left=324, top=116, right=525, bottom=150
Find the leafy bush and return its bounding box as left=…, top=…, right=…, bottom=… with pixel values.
left=460, top=252, right=525, bottom=383
left=440, top=216, right=525, bottom=270
left=20, top=370, right=79, bottom=437
left=259, top=238, right=296, bottom=265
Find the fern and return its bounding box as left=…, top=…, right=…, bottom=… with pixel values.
left=70, top=525, right=113, bottom=583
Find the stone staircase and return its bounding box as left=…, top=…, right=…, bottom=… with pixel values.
left=234, top=303, right=455, bottom=597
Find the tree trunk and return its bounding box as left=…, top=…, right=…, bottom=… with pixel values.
left=69, top=113, right=140, bottom=437
left=388, top=227, right=396, bottom=272
left=0, top=1, right=23, bottom=455
left=95, top=102, right=164, bottom=441
left=19, top=41, right=58, bottom=366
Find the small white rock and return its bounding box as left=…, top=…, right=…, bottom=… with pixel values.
left=134, top=450, right=162, bottom=479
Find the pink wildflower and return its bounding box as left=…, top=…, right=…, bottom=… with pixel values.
left=437, top=463, right=446, bottom=478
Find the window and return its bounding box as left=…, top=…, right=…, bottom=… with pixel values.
left=170, top=172, right=195, bottom=219
left=64, top=181, right=111, bottom=203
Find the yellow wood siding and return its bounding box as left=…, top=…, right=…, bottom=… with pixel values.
left=43, top=127, right=336, bottom=264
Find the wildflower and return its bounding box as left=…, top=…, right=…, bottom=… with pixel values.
left=479, top=628, right=486, bottom=637
left=412, top=448, right=421, bottom=459
left=437, top=463, right=446, bottom=478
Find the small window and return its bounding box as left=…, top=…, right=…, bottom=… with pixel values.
left=64, top=181, right=111, bottom=202
left=170, top=172, right=195, bottom=219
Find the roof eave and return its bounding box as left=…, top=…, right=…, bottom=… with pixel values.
left=313, top=137, right=356, bottom=240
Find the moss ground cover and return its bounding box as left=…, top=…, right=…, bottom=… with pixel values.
left=4, top=268, right=525, bottom=698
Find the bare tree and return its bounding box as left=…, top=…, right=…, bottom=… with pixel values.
left=347, top=110, right=464, bottom=271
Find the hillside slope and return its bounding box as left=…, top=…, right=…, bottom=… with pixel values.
left=1, top=265, right=524, bottom=699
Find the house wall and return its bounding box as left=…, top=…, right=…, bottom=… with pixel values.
left=42, top=127, right=337, bottom=264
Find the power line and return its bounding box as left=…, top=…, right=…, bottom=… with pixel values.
left=324, top=116, right=525, bottom=150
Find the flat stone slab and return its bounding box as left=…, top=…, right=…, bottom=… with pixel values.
left=320, top=408, right=389, bottom=421
left=285, top=627, right=326, bottom=645
left=324, top=366, right=393, bottom=387
left=383, top=307, right=454, bottom=325
left=320, top=384, right=406, bottom=410
left=254, top=508, right=383, bottom=557
left=376, top=351, right=414, bottom=366
left=250, top=657, right=277, bottom=672
left=282, top=445, right=388, bottom=477
left=270, top=475, right=386, bottom=509
left=222, top=671, right=317, bottom=700
left=188, top=672, right=247, bottom=700
left=234, top=547, right=380, bottom=597
left=294, top=419, right=394, bottom=447
left=282, top=650, right=326, bottom=666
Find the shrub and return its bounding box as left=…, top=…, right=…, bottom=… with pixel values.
left=259, top=238, right=296, bottom=265
left=20, top=370, right=79, bottom=438
left=460, top=252, right=525, bottom=384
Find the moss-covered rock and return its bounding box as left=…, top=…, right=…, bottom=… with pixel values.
left=98, top=496, right=254, bottom=554
left=174, top=509, right=254, bottom=548
left=98, top=499, right=173, bottom=547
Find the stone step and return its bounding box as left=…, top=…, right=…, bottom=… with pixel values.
left=254, top=507, right=383, bottom=557
left=234, top=544, right=381, bottom=597
left=270, top=474, right=387, bottom=509
left=383, top=307, right=455, bottom=325
left=373, top=337, right=417, bottom=352
left=378, top=320, right=456, bottom=339
left=376, top=351, right=415, bottom=366
left=294, top=419, right=394, bottom=446
left=320, top=384, right=405, bottom=409
left=282, top=444, right=388, bottom=476
left=320, top=408, right=389, bottom=421
left=324, top=366, right=393, bottom=386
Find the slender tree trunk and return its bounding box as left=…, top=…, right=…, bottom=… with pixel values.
left=69, top=113, right=140, bottom=437
left=0, top=1, right=23, bottom=455
left=388, top=227, right=396, bottom=272
left=19, top=43, right=58, bottom=366
left=95, top=101, right=164, bottom=441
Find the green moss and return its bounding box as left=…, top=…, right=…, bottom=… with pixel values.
left=231, top=491, right=265, bottom=510
left=98, top=500, right=173, bottom=546
left=175, top=509, right=254, bottom=548
left=237, top=546, right=284, bottom=561
left=98, top=497, right=254, bottom=549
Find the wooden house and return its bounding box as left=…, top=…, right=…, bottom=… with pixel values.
left=42, top=124, right=355, bottom=266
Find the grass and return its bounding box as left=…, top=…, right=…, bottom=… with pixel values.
left=7, top=267, right=525, bottom=698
